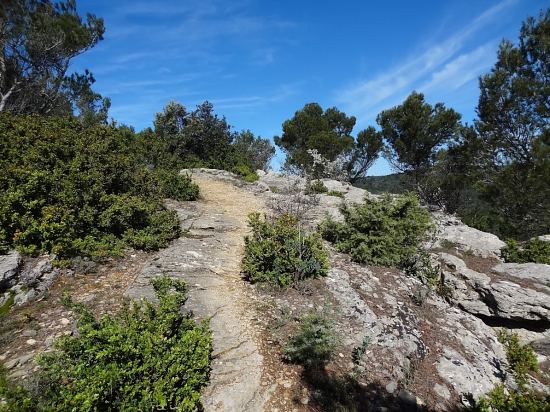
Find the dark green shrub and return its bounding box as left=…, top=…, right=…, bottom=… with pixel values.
left=155, top=170, right=200, bottom=201
left=472, top=384, right=549, bottom=412
left=232, top=163, right=259, bottom=182
left=305, top=180, right=328, bottom=194
left=0, top=114, right=194, bottom=262
left=501, top=239, right=550, bottom=264
left=284, top=310, right=338, bottom=368
left=123, top=210, right=181, bottom=251
left=3, top=276, right=211, bottom=411
left=242, top=213, right=329, bottom=286
left=0, top=363, right=34, bottom=411
left=498, top=330, right=539, bottom=385
left=327, top=190, right=344, bottom=198
left=319, top=193, right=433, bottom=266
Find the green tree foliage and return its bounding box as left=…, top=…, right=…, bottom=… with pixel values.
left=150, top=101, right=274, bottom=178
left=275, top=103, right=382, bottom=181
left=275, top=103, right=355, bottom=173
left=377, top=92, right=462, bottom=189
left=242, top=213, right=329, bottom=286
left=284, top=309, right=338, bottom=368
left=0, top=113, right=199, bottom=260
left=345, top=126, right=384, bottom=183
left=0, top=0, right=109, bottom=120
left=233, top=129, right=275, bottom=172
left=0, top=276, right=212, bottom=411
left=319, top=193, right=433, bottom=266
left=470, top=9, right=550, bottom=239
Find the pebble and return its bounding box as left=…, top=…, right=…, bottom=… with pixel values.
left=385, top=381, right=398, bottom=394
left=26, top=339, right=37, bottom=345
left=60, top=318, right=71, bottom=326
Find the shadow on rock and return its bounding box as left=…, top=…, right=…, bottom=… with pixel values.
left=301, top=366, right=464, bottom=412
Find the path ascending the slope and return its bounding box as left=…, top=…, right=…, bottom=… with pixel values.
left=126, top=174, right=273, bottom=411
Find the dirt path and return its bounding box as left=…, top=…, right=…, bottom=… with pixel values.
left=127, top=175, right=274, bottom=411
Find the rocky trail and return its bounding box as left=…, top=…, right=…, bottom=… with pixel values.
left=126, top=174, right=278, bottom=411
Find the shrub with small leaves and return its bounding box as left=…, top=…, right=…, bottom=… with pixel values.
left=0, top=114, right=197, bottom=263
left=305, top=180, right=328, bottom=194
left=319, top=192, right=433, bottom=266
left=472, top=384, right=549, bottom=412
left=156, top=170, right=200, bottom=201
left=242, top=213, right=329, bottom=286
left=327, top=190, right=344, bottom=198
left=4, top=276, right=212, bottom=412
left=501, top=238, right=550, bottom=264
left=284, top=310, right=339, bottom=368
left=498, top=330, right=539, bottom=385
left=0, top=363, right=34, bottom=412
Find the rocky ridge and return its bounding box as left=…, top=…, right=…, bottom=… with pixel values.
left=1, top=169, right=549, bottom=411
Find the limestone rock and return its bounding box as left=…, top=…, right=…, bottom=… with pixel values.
left=434, top=213, right=506, bottom=258
left=439, top=253, right=550, bottom=323
left=0, top=250, right=21, bottom=290
left=492, top=262, right=550, bottom=285
left=325, top=253, right=509, bottom=404
left=257, top=171, right=305, bottom=192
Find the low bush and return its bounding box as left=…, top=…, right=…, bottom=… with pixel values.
left=305, top=180, right=328, bottom=195
left=231, top=164, right=259, bottom=182
left=0, top=363, right=34, bottom=411
left=501, top=238, right=550, bottom=264
left=472, top=384, right=549, bottom=412
left=498, top=330, right=539, bottom=385
left=327, top=190, right=344, bottom=198
left=155, top=170, right=200, bottom=201
left=242, top=213, right=329, bottom=286
left=0, top=276, right=212, bottom=411
left=0, top=114, right=198, bottom=263
left=319, top=193, right=433, bottom=266
left=284, top=309, right=338, bottom=368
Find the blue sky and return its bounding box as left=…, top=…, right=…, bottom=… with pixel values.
left=75, top=0, right=547, bottom=175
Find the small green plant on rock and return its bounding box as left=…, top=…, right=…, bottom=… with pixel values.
left=242, top=213, right=329, bottom=286
left=319, top=192, right=433, bottom=266
left=501, top=238, right=550, bottom=264
left=305, top=180, right=328, bottom=195
left=352, top=335, right=371, bottom=365
left=327, top=190, right=344, bottom=198
left=498, top=330, right=539, bottom=385
left=284, top=309, right=339, bottom=368
left=472, top=384, right=549, bottom=412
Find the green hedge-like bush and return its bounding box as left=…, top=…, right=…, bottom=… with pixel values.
left=0, top=276, right=212, bottom=412
left=319, top=193, right=433, bottom=266
left=0, top=114, right=199, bottom=261
left=501, top=239, right=550, bottom=264
left=242, top=213, right=329, bottom=286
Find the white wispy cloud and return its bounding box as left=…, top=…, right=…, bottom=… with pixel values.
left=336, top=0, right=516, bottom=124
left=419, top=42, right=496, bottom=92
left=211, top=84, right=298, bottom=110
